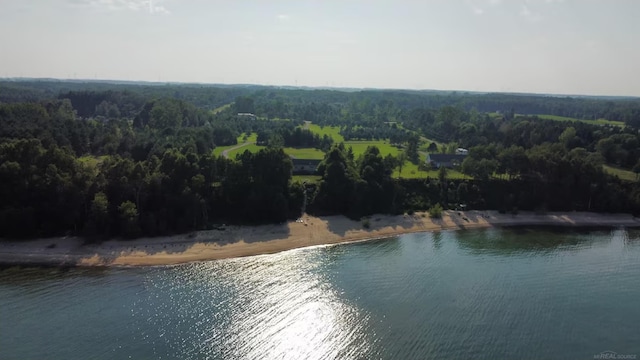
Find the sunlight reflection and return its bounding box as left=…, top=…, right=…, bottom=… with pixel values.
left=213, top=250, right=372, bottom=360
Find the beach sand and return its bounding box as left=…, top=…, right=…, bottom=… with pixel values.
left=0, top=211, right=638, bottom=267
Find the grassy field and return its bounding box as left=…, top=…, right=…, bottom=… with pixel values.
left=292, top=175, right=322, bottom=184
left=391, top=153, right=469, bottom=179
left=516, top=114, right=625, bottom=127
left=345, top=140, right=400, bottom=157
left=283, top=147, right=326, bottom=159
left=216, top=125, right=469, bottom=180
left=307, top=124, right=345, bottom=142
left=210, top=103, right=232, bottom=114
left=603, top=164, right=638, bottom=182
left=226, top=143, right=265, bottom=159
left=212, top=133, right=258, bottom=156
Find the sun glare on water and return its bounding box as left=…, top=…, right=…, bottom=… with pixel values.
left=152, top=249, right=375, bottom=359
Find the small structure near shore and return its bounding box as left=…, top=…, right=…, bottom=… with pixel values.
left=292, top=159, right=322, bottom=175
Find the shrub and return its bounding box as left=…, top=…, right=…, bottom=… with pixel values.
left=362, top=218, right=371, bottom=229
left=429, top=203, right=443, bottom=218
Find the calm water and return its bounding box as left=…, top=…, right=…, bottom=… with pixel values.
left=1, top=227, right=639, bottom=360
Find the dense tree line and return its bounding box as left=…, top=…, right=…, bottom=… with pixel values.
left=1, top=80, right=639, bottom=241
left=257, top=127, right=333, bottom=150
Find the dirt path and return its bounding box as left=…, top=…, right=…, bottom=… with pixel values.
left=222, top=142, right=251, bottom=159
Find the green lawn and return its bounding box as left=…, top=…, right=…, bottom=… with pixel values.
left=517, top=114, right=625, bottom=127
left=603, top=164, right=638, bottom=182
left=307, top=124, right=345, bottom=142
left=283, top=147, right=325, bottom=159
left=391, top=152, right=469, bottom=179
left=212, top=133, right=258, bottom=156
left=210, top=103, right=232, bottom=114
left=345, top=140, right=400, bottom=157
left=226, top=143, right=265, bottom=158
left=292, top=175, right=322, bottom=184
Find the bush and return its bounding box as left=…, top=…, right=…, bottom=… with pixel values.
left=428, top=203, right=443, bottom=218
left=362, top=218, right=371, bottom=229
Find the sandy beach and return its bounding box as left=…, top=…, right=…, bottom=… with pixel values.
left=0, top=210, right=638, bottom=267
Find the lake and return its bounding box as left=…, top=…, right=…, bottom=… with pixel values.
left=1, top=227, right=639, bottom=359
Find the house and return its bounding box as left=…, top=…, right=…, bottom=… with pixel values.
left=237, top=113, right=256, bottom=119
left=291, top=159, right=322, bottom=175
left=426, top=153, right=467, bottom=169
left=455, top=148, right=468, bottom=155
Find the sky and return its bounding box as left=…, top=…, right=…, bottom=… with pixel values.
left=0, top=0, right=639, bottom=96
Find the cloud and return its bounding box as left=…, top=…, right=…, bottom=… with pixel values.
left=69, top=0, right=170, bottom=14
left=277, top=14, right=290, bottom=21
left=488, top=0, right=502, bottom=5
left=473, top=6, right=485, bottom=15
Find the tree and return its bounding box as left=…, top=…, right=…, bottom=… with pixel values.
left=235, top=96, right=255, bottom=114
left=315, top=145, right=362, bottom=216
left=118, top=200, right=140, bottom=238
left=406, top=135, right=420, bottom=164
left=498, top=146, right=528, bottom=179
left=438, top=166, right=448, bottom=184
left=86, top=192, right=110, bottom=238
left=428, top=203, right=443, bottom=218
left=268, top=133, right=285, bottom=149
left=395, top=151, right=408, bottom=176
left=633, top=160, right=640, bottom=180
left=558, top=126, right=577, bottom=149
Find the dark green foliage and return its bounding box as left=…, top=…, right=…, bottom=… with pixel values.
left=0, top=80, right=639, bottom=240
left=429, top=204, right=443, bottom=218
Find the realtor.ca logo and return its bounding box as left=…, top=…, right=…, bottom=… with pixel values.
left=594, top=351, right=637, bottom=359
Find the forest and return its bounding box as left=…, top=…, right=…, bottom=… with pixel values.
left=1, top=79, right=639, bottom=240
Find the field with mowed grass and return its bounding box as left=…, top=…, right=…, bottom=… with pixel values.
left=226, top=143, right=265, bottom=158
left=603, top=164, right=638, bottom=182
left=292, top=175, right=322, bottom=184
left=391, top=153, right=469, bottom=179
left=212, top=133, right=258, bottom=156
left=210, top=103, right=232, bottom=114
left=215, top=124, right=470, bottom=180
left=516, top=114, right=625, bottom=127
left=283, top=147, right=325, bottom=159
left=345, top=140, right=400, bottom=157
left=306, top=124, right=344, bottom=142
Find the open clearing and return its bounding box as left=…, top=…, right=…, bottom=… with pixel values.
left=215, top=124, right=470, bottom=180
left=213, top=133, right=258, bottom=157
left=516, top=114, right=625, bottom=127
left=283, top=147, right=325, bottom=159
left=603, top=164, right=638, bottom=182
left=306, top=124, right=345, bottom=142
left=210, top=103, right=233, bottom=114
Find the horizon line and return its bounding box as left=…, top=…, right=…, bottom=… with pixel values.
left=1, top=76, right=638, bottom=100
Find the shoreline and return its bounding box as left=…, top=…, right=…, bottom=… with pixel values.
left=1, top=210, right=639, bottom=267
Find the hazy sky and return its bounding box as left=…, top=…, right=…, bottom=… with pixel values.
left=1, top=0, right=639, bottom=96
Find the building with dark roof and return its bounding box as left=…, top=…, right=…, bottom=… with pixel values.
left=426, top=153, right=467, bottom=169
left=291, top=159, right=322, bottom=175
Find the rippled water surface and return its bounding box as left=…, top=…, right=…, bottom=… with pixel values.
left=1, top=227, right=640, bottom=359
